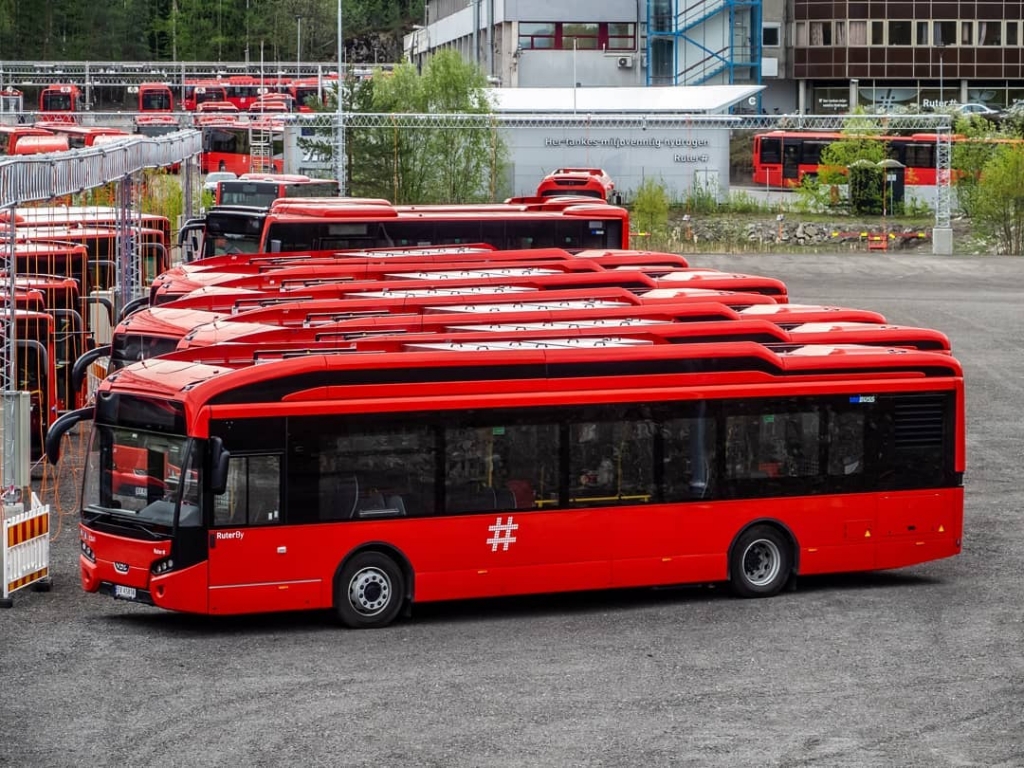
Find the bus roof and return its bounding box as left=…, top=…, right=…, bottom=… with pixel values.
left=99, top=342, right=964, bottom=421
left=172, top=318, right=950, bottom=357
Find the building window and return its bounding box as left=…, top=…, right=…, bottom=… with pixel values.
left=607, top=23, right=636, bottom=50
left=933, top=21, right=956, bottom=47
left=961, top=21, right=973, bottom=45
left=979, top=22, right=1001, bottom=45
left=563, top=22, right=599, bottom=50
left=810, top=22, right=832, bottom=46
left=762, top=24, right=781, bottom=47
left=519, top=22, right=555, bottom=50
left=1008, top=22, right=1020, bottom=47
left=849, top=21, right=867, bottom=46
left=519, top=22, right=634, bottom=51
left=835, top=21, right=846, bottom=45
left=871, top=21, right=885, bottom=45
left=916, top=21, right=929, bottom=46
left=889, top=21, right=911, bottom=46
left=795, top=22, right=807, bottom=47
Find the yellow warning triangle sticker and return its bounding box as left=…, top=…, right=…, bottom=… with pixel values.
left=938, top=525, right=945, bottom=533
left=864, top=530, right=871, bottom=538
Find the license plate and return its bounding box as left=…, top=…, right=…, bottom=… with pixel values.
left=114, top=585, right=137, bottom=600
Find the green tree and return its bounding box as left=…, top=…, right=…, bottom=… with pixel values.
left=951, top=115, right=1001, bottom=218
left=972, top=144, right=1024, bottom=254
left=347, top=50, right=503, bottom=204
left=631, top=177, right=670, bottom=238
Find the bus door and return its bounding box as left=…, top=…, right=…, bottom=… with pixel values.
left=782, top=142, right=800, bottom=183
left=207, top=451, right=322, bottom=613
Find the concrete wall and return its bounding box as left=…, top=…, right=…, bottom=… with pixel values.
left=503, top=125, right=731, bottom=202
left=516, top=50, right=645, bottom=88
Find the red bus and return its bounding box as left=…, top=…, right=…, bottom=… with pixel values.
left=4, top=309, right=58, bottom=458
left=200, top=121, right=283, bottom=176
left=105, top=289, right=895, bottom=376
left=138, top=83, right=175, bottom=113
left=215, top=174, right=340, bottom=207
left=183, top=199, right=633, bottom=261
left=150, top=247, right=693, bottom=302
left=536, top=168, right=615, bottom=201
left=286, top=78, right=330, bottom=112
left=0, top=126, right=63, bottom=155
left=750, top=131, right=1018, bottom=187
left=35, top=123, right=130, bottom=149
left=182, top=81, right=229, bottom=112
left=39, top=84, right=81, bottom=118
left=134, top=114, right=181, bottom=137
left=147, top=262, right=788, bottom=307
left=56, top=338, right=964, bottom=625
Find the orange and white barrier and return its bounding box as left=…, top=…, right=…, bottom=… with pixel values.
left=1, top=495, right=51, bottom=607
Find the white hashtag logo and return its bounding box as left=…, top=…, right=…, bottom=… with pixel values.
left=486, top=516, right=519, bottom=552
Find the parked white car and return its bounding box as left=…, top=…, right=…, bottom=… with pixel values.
left=955, top=103, right=1002, bottom=118
left=202, top=171, right=237, bottom=195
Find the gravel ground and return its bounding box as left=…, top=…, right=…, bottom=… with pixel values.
left=2, top=252, right=1022, bottom=767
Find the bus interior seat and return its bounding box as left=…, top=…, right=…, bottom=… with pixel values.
left=323, top=474, right=359, bottom=520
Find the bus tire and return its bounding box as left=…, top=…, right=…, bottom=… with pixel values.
left=335, top=551, right=405, bottom=629
left=729, top=525, right=791, bottom=598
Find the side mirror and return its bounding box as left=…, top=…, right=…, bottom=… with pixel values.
left=209, top=436, right=230, bottom=495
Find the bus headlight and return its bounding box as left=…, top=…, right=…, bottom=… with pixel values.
left=80, top=540, right=95, bottom=562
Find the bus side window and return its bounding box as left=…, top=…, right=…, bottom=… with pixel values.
left=215, top=454, right=281, bottom=526
left=662, top=413, right=717, bottom=501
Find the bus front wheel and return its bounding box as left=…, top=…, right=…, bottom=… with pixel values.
left=335, top=552, right=405, bottom=629
left=729, top=525, right=792, bottom=598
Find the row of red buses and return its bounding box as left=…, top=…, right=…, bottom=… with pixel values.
left=182, top=75, right=335, bottom=112
left=182, top=199, right=633, bottom=261
left=752, top=130, right=1021, bottom=187
left=535, top=168, right=615, bottom=201
left=54, top=332, right=964, bottom=625
left=214, top=174, right=340, bottom=208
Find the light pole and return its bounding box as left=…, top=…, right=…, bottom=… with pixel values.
left=336, top=0, right=346, bottom=194
left=939, top=51, right=944, bottom=107
left=296, top=15, right=305, bottom=77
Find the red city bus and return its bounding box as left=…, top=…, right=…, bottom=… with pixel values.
left=536, top=168, right=615, bottom=201
left=0, top=126, right=55, bottom=155
left=55, top=339, right=964, bottom=625
left=200, top=121, right=283, bottom=176
left=138, top=82, right=174, bottom=113
left=101, top=285, right=779, bottom=374
left=35, top=123, right=130, bottom=149
left=147, top=263, right=789, bottom=308
left=215, top=174, right=340, bottom=207
left=150, top=248, right=695, bottom=302
left=4, top=309, right=59, bottom=458
left=183, top=200, right=633, bottom=261
left=750, top=131, right=1019, bottom=187
left=134, top=114, right=181, bottom=137
left=39, top=84, right=81, bottom=118
left=182, top=81, right=229, bottom=111
left=104, top=289, right=896, bottom=376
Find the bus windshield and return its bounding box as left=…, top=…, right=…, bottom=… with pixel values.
left=83, top=427, right=201, bottom=529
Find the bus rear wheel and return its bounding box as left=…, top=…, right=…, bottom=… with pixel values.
left=335, top=552, right=405, bottom=629
left=729, top=525, right=791, bottom=598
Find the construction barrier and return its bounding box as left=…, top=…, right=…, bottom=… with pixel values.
left=0, top=494, right=51, bottom=607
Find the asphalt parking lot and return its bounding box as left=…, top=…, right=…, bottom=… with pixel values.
left=2, top=252, right=1022, bottom=767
